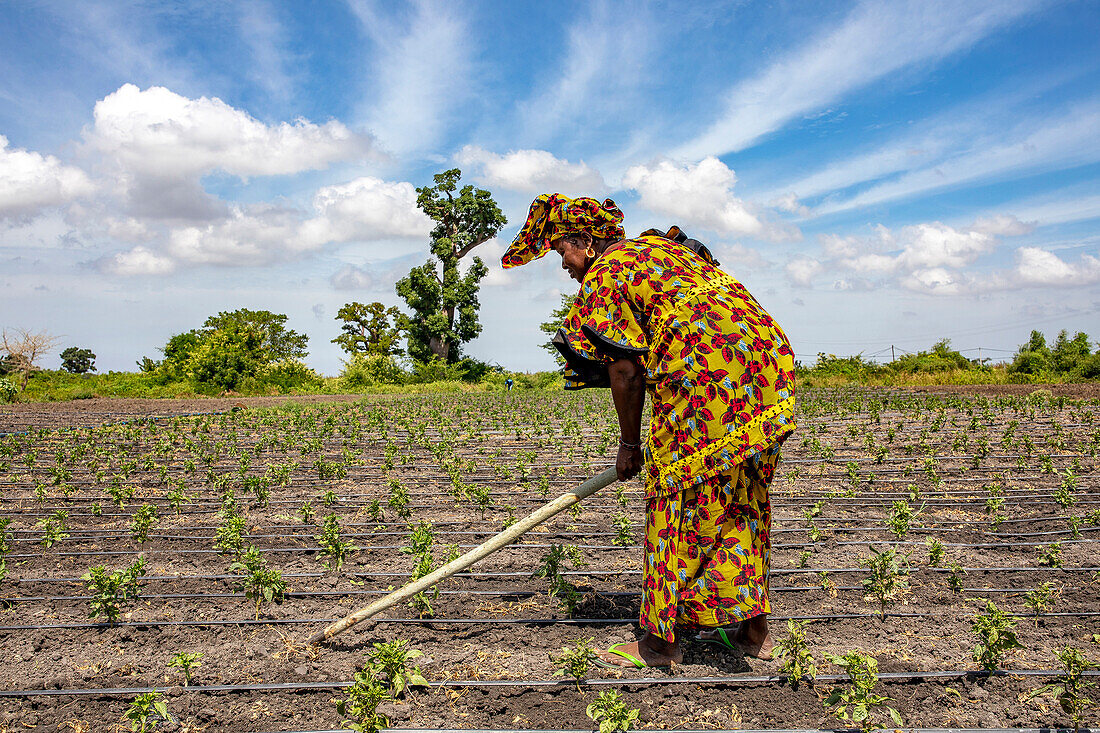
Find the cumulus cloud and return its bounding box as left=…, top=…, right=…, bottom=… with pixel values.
left=0, top=135, right=94, bottom=219
left=86, top=84, right=372, bottom=178
left=1014, top=247, right=1100, bottom=286
left=785, top=257, right=823, bottom=287
left=769, top=192, right=809, bottom=217
left=456, top=146, right=605, bottom=193
left=623, top=157, right=798, bottom=241
left=100, top=245, right=176, bottom=276
left=299, top=177, right=433, bottom=248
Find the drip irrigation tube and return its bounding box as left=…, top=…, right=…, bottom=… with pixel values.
left=1, top=610, right=1096, bottom=632
left=0, top=669, right=1097, bottom=698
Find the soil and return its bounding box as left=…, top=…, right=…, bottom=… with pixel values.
left=0, top=388, right=1097, bottom=732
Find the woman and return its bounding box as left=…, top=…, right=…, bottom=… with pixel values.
left=502, top=193, right=796, bottom=668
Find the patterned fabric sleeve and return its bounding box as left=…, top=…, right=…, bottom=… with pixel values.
left=552, top=256, right=648, bottom=389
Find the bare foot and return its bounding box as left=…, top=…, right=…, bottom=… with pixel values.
left=596, top=633, right=683, bottom=668
left=698, top=616, right=773, bottom=659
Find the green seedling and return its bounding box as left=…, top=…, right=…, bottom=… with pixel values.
left=796, top=550, right=812, bottom=568
left=886, top=500, right=923, bottom=539
left=82, top=556, right=147, bottom=624
left=387, top=479, right=411, bottom=519
left=167, top=652, right=203, bottom=686
left=316, top=514, right=358, bottom=571
left=38, top=511, right=69, bottom=548
left=229, top=546, right=288, bottom=619
left=1024, top=581, right=1060, bottom=625
left=124, top=691, right=169, bottom=732
left=860, top=546, right=910, bottom=620
left=774, top=619, right=817, bottom=690
left=1038, top=542, right=1063, bottom=568
left=971, top=599, right=1023, bottom=671
left=299, top=501, right=315, bottom=524
left=130, top=503, right=158, bottom=543
left=611, top=511, right=634, bottom=547
left=946, top=561, right=966, bottom=593
left=823, top=651, right=902, bottom=732
left=550, top=636, right=597, bottom=691
left=319, top=488, right=338, bottom=506
left=926, top=538, right=945, bottom=567
left=337, top=668, right=391, bottom=733
left=214, top=511, right=247, bottom=557
left=586, top=689, right=640, bottom=733
left=366, top=639, right=428, bottom=697
left=1027, top=646, right=1096, bottom=733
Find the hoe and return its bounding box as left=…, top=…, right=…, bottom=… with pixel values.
left=307, top=466, right=618, bottom=645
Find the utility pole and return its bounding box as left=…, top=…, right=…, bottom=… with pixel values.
left=978, top=346, right=982, bottom=365
left=891, top=344, right=895, bottom=362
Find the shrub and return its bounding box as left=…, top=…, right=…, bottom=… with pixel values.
left=340, top=353, right=406, bottom=388
left=0, top=376, right=17, bottom=403
left=60, top=347, right=96, bottom=374
left=586, top=690, right=640, bottom=733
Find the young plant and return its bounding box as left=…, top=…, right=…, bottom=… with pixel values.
left=971, top=599, right=1023, bottom=671
left=926, top=537, right=945, bottom=567
left=298, top=501, right=315, bottom=524
left=586, top=689, right=640, bottom=733
left=214, top=511, right=247, bottom=557
left=946, top=561, right=967, bottom=593
left=1024, top=581, right=1060, bottom=626
left=860, top=546, right=910, bottom=620
left=550, top=636, right=597, bottom=691
left=1038, top=542, right=1063, bottom=568
left=82, top=556, right=147, bottom=623
left=823, top=651, right=902, bottom=732
left=38, top=511, right=69, bottom=548
left=167, top=652, right=203, bottom=686
left=387, top=479, right=411, bottom=519
left=1027, top=646, right=1096, bottom=733
left=130, top=504, right=159, bottom=543
left=365, top=639, right=428, bottom=697
left=611, top=511, right=634, bottom=547
left=229, top=546, right=288, bottom=619
left=123, top=691, right=169, bottom=732
left=533, top=543, right=586, bottom=613
left=774, top=619, right=817, bottom=690
left=316, top=514, right=358, bottom=571
left=886, top=500, right=923, bottom=539
left=337, top=668, right=391, bottom=733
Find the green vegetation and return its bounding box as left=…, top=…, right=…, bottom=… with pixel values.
left=550, top=637, right=597, bottom=691
left=124, top=691, right=169, bottom=732
left=60, top=346, right=96, bottom=374
left=774, top=619, right=817, bottom=690
left=586, top=690, right=640, bottom=733
left=82, top=556, right=147, bottom=624
left=823, top=651, right=903, bottom=731
left=365, top=639, right=428, bottom=697
left=167, top=652, right=203, bottom=686
left=972, top=600, right=1023, bottom=671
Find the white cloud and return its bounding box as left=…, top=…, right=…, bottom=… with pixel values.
left=1014, top=247, right=1100, bottom=286
left=674, top=0, right=1042, bottom=159
left=769, top=193, right=809, bottom=217
left=101, top=245, right=175, bottom=276
left=350, top=0, right=473, bottom=156
left=330, top=263, right=375, bottom=291
left=299, top=177, right=433, bottom=248
left=87, top=84, right=372, bottom=179
left=623, top=157, right=797, bottom=241
left=970, top=214, right=1036, bottom=237
left=900, top=267, right=969, bottom=295
left=456, top=146, right=605, bottom=193
left=0, top=135, right=94, bottom=219
left=785, top=257, right=823, bottom=287
left=166, top=204, right=300, bottom=266
left=895, top=223, right=995, bottom=270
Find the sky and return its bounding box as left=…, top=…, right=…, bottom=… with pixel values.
left=1, top=0, right=1099, bottom=375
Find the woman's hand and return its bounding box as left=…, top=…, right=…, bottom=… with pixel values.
left=616, top=444, right=644, bottom=482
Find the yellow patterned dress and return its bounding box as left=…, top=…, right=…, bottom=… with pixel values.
left=553, top=232, right=796, bottom=642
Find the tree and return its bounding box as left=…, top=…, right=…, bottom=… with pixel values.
left=332, top=302, right=405, bottom=356
left=396, top=169, right=506, bottom=363
left=1051, top=330, right=1093, bottom=374
left=202, top=309, right=308, bottom=362
left=539, top=292, right=578, bottom=367
left=1010, top=330, right=1052, bottom=375
left=185, top=324, right=266, bottom=391
left=1, top=328, right=60, bottom=392
left=60, top=347, right=97, bottom=374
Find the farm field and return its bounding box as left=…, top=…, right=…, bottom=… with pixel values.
left=0, top=387, right=1098, bottom=732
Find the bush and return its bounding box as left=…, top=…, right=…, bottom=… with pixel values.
left=60, top=347, right=96, bottom=374
left=0, top=376, right=17, bottom=403
left=340, top=353, right=406, bottom=388
left=889, top=339, right=972, bottom=373
left=407, top=357, right=492, bottom=384
left=248, top=359, right=323, bottom=392
left=185, top=325, right=265, bottom=391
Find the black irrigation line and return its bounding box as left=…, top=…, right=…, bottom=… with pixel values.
left=18, top=565, right=1100, bottom=585
left=7, top=533, right=1097, bottom=562
left=6, top=582, right=1094, bottom=605
left=3, top=669, right=1100, bottom=699
left=2, top=610, right=1097, bottom=632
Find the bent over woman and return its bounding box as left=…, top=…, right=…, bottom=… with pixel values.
left=502, top=194, right=796, bottom=668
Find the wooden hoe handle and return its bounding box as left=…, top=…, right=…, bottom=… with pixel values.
left=306, top=466, right=619, bottom=645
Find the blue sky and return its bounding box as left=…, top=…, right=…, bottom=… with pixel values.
left=1, top=0, right=1098, bottom=374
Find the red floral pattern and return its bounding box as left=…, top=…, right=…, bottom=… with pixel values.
left=640, top=445, right=780, bottom=643
left=555, top=234, right=797, bottom=498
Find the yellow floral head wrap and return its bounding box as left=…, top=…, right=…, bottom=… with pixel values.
left=501, top=193, right=625, bottom=269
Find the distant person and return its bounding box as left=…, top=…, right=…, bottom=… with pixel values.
left=505, top=378, right=514, bottom=391
left=502, top=194, right=796, bottom=667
